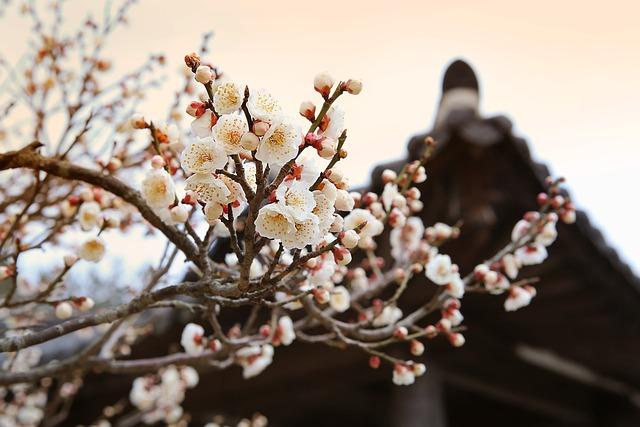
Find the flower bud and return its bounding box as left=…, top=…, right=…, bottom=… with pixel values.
left=330, top=214, right=344, bottom=232
left=393, top=326, right=409, bottom=339
left=129, top=113, right=147, bottom=129
left=413, top=363, right=426, bottom=376
left=317, top=138, right=337, bottom=159
left=424, top=325, right=438, bottom=338
left=369, top=355, right=381, bottom=369
left=55, top=302, right=73, bottom=319
left=313, top=287, right=330, bottom=304
left=195, top=65, right=213, bottom=84
left=186, top=101, right=206, bottom=118
left=253, top=121, right=270, bottom=136
left=240, top=132, right=260, bottom=151
left=299, top=101, right=316, bottom=121
left=448, top=332, right=466, bottom=347
left=151, top=155, right=165, bottom=169
left=314, top=71, right=334, bottom=98
left=382, top=169, right=397, bottom=183
left=344, top=79, right=363, bottom=95
left=332, top=246, right=352, bottom=266
left=170, top=205, right=189, bottom=223
left=76, top=297, right=95, bottom=312
left=63, top=254, right=78, bottom=267
left=410, top=339, right=425, bottom=356
left=340, top=229, right=360, bottom=249
left=184, top=52, right=201, bottom=70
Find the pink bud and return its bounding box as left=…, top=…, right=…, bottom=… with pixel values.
left=410, top=339, right=425, bottom=356
left=369, top=356, right=381, bottom=369
left=393, top=326, right=409, bottom=339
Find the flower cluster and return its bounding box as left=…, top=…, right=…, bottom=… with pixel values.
left=129, top=365, right=199, bottom=424
left=0, top=14, right=576, bottom=424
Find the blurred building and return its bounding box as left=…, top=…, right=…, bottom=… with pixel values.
left=69, top=60, right=640, bottom=427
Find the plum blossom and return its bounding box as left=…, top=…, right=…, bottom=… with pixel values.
left=78, top=236, right=106, bottom=262
left=330, top=286, right=351, bottom=312
left=78, top=201, right=102, bottom=231
left=212, top=114, right=248, bottom=155
left=372, top=305, right=403, bottom=327
left=213, top=81, right=244, bottom=114
left=319, top=105, right=345, bottom=140
left=504, top=286, right=535, bottom=312
left=237, top=345, right=275, bottom=379
left=185, top=173, right=231, bottom=204
left=255, top=119, right=301, bottom=166
left=247, top=88, right=282, bottom=122
left=344, top=208, right=384, bottom=241
left=536, top=221, right=558, bottom=246
left=426, top=254, right=455, bottom=285
left=280, top=215, right=320, bottom=250
left=277, top=316, right=296, bottom=346
left=180, top=323, right=205, bottom=356
left=392, top=364, right=415, bottom=386
left=255, top=204, right=296, bottom=240
left=191, top=110, right=216, bottom=138
left=275, top=180, right=316, bottom=221
left=180, top=139, right=228, bottom=174
left=390, top=216, right=425, bottom=261
left=141, top=168, right=176, bottom=208
left=313, top=192, right=336, bottom=236
left=515, top=243, right=548, bottom=266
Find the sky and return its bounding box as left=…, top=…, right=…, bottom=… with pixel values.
left=1, top=0, right=638, bottom=274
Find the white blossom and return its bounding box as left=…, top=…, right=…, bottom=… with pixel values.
left=275, top=180, right=316, bottom=221
left=280, top=215, right=321, bottom=249
left=536, top=221, right=557, bottom=246
left=372, top=305, right=403, bottom=327
left=141, top=169, right=176, bottom=208
left=392, top=365, right=415, bottom=386
left=247, top=89, right=282, bottom=122
left=330, top=286, right=351, bottom=312
left=213, top=81, right=244, bottom=114
left=426, top=254, right=455, bottom=285
left=180, top=139, right=228, bottom=174
left=344, top=208, right=383, bottom=242
left=504, top=286, right=534, bottom=311
left=185, top=173, right=230, bottom=204
left=255, top=119, right=301, bottom=166
left=238, top=345, right=274, bottom=379
left=212, top=114, right=248, bottom=155
left=277, top=316, right=296, bottom=346
left=390, top=217, right=425, bottom=261
left=515, top=243, right=548, bottom=265
left=78, top=201, right=102, bottom=231
left=255, top=204, right=296, bottom=240
left=334, top=189, right=355, bottom=211
left=192, top=110, right=216, bottom=138
left=319, top=105, right=345, bottom=140
left=78, top=236, right=106, bottom=263
left=180, top=323, right=205, bottom=356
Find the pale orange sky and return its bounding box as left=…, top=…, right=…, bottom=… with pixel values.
left=1, top=0, right=639, bottom=271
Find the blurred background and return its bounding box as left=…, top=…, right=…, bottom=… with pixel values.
left=2, top=0, right=638, bottom=273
